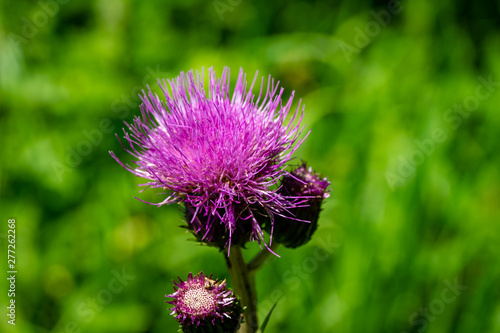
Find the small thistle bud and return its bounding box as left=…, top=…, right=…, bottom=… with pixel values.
left=271, top=164, right=330, bottom=248
left=166, top=272, right=243, bottom=333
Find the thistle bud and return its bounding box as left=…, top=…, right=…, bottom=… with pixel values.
left=271, top=164, right=330, bottom=248
left=166, top=271, right=243, bottom=333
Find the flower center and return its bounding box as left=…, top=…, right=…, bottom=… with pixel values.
left=181, top=285, right=216, bottom=315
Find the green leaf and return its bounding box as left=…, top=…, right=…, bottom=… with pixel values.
left=260, top=297, right=281, bottom=333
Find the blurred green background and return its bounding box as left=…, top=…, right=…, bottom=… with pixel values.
left=1, top=0, right=500, bottom=332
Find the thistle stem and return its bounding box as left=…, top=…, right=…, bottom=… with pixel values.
left=247, top=243, right=281, bottom=273
left=225, top=246, right=259, bottom=333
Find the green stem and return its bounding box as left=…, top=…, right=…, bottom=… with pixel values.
left=247, top=243, right=281, bottom=273
left=225, top=246, right=259, bottom=333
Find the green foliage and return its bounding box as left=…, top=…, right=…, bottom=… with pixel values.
left=1, top=0, right=499, bottom=332
left=260, top=297, right=280, bottom=333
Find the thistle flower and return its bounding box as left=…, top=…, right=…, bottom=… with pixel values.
left=110, top=67, right=308, bottom=252
left=166, top=272, right=243, bottom=332
left=269, top=163, right=330, bottom=248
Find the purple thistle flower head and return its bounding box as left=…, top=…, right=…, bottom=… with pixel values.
left=110, top=67, right=308, bottom=253
left=166, top=271, right=243, bottom=332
